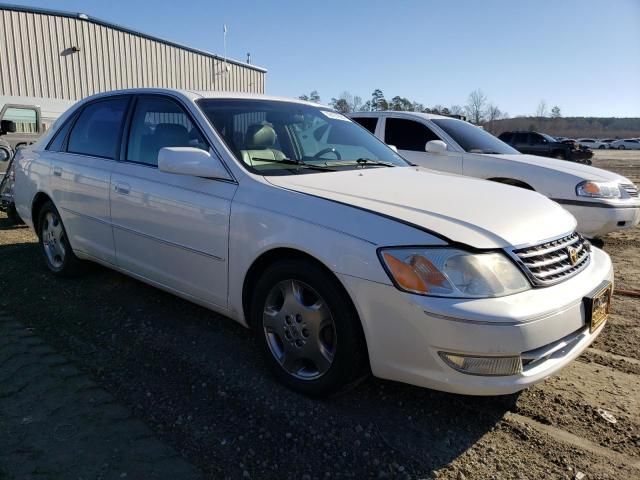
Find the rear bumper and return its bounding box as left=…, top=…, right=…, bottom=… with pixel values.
left=338, top=247, right=613, bottom=395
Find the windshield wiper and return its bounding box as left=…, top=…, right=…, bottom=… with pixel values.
left=353, top=158, right=395, bottom=167
left=249, top=157, right=336, bottom=171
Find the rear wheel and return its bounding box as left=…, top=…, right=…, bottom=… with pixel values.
left=37, top=201, right=84, bottom=276
left=598, top=145, right=605, bottom=149
left=251, top=258, right=368, bottom=397
left=553, top=151, right=566, bottom=160
left=619, top=145, right=626, bottom=150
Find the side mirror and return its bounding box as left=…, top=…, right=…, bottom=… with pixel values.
left=387, top=144, right=398, bottom=153
left=425, top=140, right=447, bottom=154
left=0, top=120, right=17, bottom=134
left=158, top=147, right=230, bottom=179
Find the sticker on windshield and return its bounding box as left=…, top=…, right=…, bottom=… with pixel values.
left=321, top=110, right=350, bottom=121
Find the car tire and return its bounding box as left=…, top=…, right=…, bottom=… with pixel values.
left=251, top=258, right=369, bottom=397
left=553, top=151, right=566, bottom=160
left=598, top=145, right=605, bottom=149
left=619, top=145, right=625, bottom=150
left=37, top=200, right=84, bottom=276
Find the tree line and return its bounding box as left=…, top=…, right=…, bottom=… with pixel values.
left=298, top=89, right=638, bottom=138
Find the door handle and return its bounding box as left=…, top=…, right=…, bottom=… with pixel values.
left=114, top=183, right=130, bottom=195
left=53, top=166, right=62, bottom=177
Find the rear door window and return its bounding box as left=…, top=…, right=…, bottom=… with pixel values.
left=498, top=132, right=513, bottom=143
left=352, top=117, right=378, bottom=134
left=384, top=118, right=440, bottom=151
left=67, top=97, right=130, bottom=159
left=46, top=115, right=77, bottom=152
left=513, top=133, right=528, bottom=144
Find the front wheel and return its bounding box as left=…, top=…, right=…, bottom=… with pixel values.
left=619, top=145, right=626, bottom=150
left=37, top=201, right=84, bottom=276
left=553, top=151, right=566, bottom=160
left=251, top=258, right=368, bottom=397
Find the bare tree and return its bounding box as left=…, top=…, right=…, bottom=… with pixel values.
left=352, top=95, right=363, bottom=112
left=535, top=100, right=548, bottom=118
left=485, top=103, right=503, bottom=133
left=449, top=105, right=464, bottom=116
left=330, top=91, right=364, bottom=113
left=465, top=89, right=488, bottom=124
left=486, top=104, right=502, bottom=122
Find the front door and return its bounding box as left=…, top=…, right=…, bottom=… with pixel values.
left=110, top=95, right=235, bottom=308
left=383, top=117, right=463, bottom=173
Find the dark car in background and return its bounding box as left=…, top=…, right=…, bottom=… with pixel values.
left=498, top=131, right=593, bottom=164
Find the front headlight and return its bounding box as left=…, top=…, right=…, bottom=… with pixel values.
left=576, top=180, right=621, bottom=198
left=378, top=248, right=530, bottom=298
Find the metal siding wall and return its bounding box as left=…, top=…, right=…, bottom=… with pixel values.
left=0, top=8, right=265, bottom=100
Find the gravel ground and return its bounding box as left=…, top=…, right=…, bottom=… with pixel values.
left=0, top=150, right=638, bottom=479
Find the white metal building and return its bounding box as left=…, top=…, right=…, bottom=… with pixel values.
left=0, top=3, right=267, bottom=101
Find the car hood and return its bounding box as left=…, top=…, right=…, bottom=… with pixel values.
left=487, top=154, right=627, bottom=182
left=266, top=167, right=576, bottom=249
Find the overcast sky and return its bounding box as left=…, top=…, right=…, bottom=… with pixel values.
left=7, top=0, right=640, bottom=117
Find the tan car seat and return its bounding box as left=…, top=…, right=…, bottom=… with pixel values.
left=240, top=124, right=287, bottom=166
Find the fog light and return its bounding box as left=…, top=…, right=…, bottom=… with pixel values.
left=439, top=352, right=522, bottom=376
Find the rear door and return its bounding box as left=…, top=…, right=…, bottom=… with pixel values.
left=110, top=94, right=235, bottom=308
left=48, top=96, right=131, bottom=263
left=383, top=117, right=462, bottom=173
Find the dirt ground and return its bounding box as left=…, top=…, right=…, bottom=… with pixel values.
left=0, top=150, right=638, bottom=479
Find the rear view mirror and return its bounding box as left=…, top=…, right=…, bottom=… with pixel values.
left=0, top=120, right=16, bottom=134
left=425, top=140, right=447, bottom=154
left=158, top=147, right=231, bottom=180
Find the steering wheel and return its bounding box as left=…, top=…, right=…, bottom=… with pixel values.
left=313, top=147, right=341, bottom=160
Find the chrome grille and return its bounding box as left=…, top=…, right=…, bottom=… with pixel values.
left=620, top=183, right=639, bottom=198
left=510, top=232, right=591, bottom=286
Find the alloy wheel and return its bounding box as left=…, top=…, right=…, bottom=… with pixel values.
left=41, top=211, right=66, bottom=268
left=263, top=279, right=337, bottom=380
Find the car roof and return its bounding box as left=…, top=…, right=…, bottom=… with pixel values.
left=70, top=87, right=327, bottom=109
left=349, top=110, right=450, bottom=121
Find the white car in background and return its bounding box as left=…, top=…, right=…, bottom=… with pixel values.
left=610, top=139, right=640, bottom=150
left=576, top=138, right=608, bottom=150
left=350, top=111, right=640, bottom=238
left=13, top=88, right=614, bottom=397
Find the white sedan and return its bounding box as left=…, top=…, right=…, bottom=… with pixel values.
left=576, top=138, right=608, bottom=149
left=610, top=139, right=640, bottom=150
left=14, top=89, right=613, bottom=397
left=350, top=111, right=640, bottom=238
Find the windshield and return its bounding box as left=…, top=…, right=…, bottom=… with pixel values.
left=431, top=118, right=519, bottom=155
left=197, top=99, right=408, bottom=175
left=541, top=133, right=557, bottom=142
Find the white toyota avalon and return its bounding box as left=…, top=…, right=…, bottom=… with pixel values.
left=13, top=89, right=613, bottom=397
